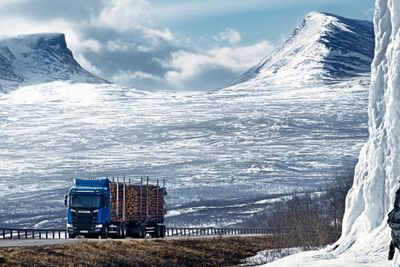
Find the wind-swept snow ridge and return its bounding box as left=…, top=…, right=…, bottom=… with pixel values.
left=234, top=12, right=374, bottom=86
left=0, top=33, right=109, bottom=90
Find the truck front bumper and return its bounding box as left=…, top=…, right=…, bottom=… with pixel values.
left=67, top=224, right=104, bottom=235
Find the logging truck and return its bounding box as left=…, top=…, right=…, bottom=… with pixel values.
left=64, top=177, right=166, bottom=239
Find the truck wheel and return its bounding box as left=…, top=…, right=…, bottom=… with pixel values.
left=101, top=229, right=108, bottom=239
left=153, top=226, right=161, bottom=238
left=139, top=226, right=146, bottom=238
left=118, top=224, right=126, bottom=239
left=160, top=225, right=166, bottom=238
left=68, top=234, right=76, bottom=239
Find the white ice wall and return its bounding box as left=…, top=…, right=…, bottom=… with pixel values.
left=337, top=0, right=400, bottom=258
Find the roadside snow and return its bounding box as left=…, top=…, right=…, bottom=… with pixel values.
left=261, top=249, right=386, bottom=267
left=241, top=247, right=303, bottom=266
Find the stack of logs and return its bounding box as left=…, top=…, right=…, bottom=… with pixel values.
left=110, top=182, right=124, bottom=219
left=110, top=181, right=166, bottom=223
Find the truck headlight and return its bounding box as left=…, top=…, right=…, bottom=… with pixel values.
left=67, top=223, right=73, bottom=228
left=95, top=224, right=103, bottom=228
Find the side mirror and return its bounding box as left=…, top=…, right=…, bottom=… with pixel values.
left=64, top=195, right=69, bottom=207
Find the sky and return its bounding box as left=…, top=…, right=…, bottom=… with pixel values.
left=0, top=0, right=375, bottom=90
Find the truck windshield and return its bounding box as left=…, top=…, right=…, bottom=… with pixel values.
left=70, top=195, right=101, bottom=208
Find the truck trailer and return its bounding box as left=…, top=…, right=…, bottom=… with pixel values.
left=64, top=177, right=166, bottom=239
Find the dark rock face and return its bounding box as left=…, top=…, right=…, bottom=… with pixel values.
left=0, top=47, right=21, bottom=83
left=0, top=33, right=109, bottom=90
left=317, top=13, right=374, bottom=79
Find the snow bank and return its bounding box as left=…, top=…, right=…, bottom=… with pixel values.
left=338, top=0, right=400, bottom=256
left=263, top=0, right=400, bottom=266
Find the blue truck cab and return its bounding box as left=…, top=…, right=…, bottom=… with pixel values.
left=65, top=177, right=167, bottom=239
left=65, top=178, right=110, bottom=238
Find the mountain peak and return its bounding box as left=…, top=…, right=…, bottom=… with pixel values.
left=0, top=32, right=109, bottom=91
left=233, top=12, right=374, bottom=86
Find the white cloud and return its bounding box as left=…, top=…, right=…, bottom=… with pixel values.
left=143, top=27, right=175, bottom=42
left=112, top=70, right=162, bottom=83
left=75, top=54, right=102, bottom=76
left=215, top=28, right=242, bottom=44
left=0, top=0, right=27, bottom=7
left=81, top=38, right=101, bottom=52
left=0, top=0, right=278, bottom=90
left=106, top=41, right=130, bottom=52
left=97, top=0, right=151, bottom=31
left=162, top=40, right=274, bottom=89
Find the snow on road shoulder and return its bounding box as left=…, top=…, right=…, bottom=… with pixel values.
left=241, top=247, right=302, bottom=266
left=261, top=248, right=386, bottom=267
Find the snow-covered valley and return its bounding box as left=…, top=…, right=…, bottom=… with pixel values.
left=0, top=12, right=373, bottom=228
left=0, top=77, right=369, bottom=228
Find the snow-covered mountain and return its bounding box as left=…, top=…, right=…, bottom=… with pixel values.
left=264, top=1, right=400, bottom=267
left=0, top=33, right=109, bottom=90
left=234, top=12, right=374, bottom=86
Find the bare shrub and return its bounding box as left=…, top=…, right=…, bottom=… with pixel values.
left=239, top=166, right=355, bottom=250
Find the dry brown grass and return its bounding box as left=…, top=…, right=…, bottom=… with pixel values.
left=0, top=236, right=280, bottom=267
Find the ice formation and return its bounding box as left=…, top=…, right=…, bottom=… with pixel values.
left=338, top=0, right=400, bottom=256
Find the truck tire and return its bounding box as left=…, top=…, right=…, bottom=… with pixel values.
left=120, top=227, right=126, bottom=239
left=101, top=228, right=108, bottom=239
left=68, top=233, right=76, bottom=239
left=139, top=226, right=146, bottom=238
left=151, top=230, right=157, bottom=238
left=160, top=225, right=166, bottom=238
left=153, top=226, right=161, bottom=238
left=118, top=224, right=126, bottom=239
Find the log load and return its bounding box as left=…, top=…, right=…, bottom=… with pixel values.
left=110, top=180, right=166, bottom=223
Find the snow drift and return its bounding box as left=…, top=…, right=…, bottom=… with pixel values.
left=234, top=12, right=374, bottom=86
left=0, top=33, right=109, bottom=90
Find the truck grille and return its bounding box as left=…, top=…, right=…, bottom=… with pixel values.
left=71, top=211, right=97, bottom=229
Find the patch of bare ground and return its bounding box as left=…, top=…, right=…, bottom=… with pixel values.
left=0, top=236, right=280, bottom=267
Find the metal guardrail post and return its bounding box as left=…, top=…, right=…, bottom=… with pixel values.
left=0, top=226, right=273, bottom=239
